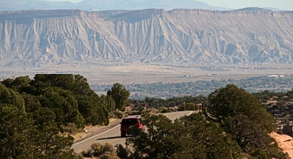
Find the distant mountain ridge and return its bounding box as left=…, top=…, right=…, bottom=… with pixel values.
left=0, top=0, right=233, bottom=11
left=0, top=9, right=293, bottom=68
left=1, top=0, right=288, bottom=12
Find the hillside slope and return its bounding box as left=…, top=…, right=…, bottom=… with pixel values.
left=0, top=9, right=293, bottom=68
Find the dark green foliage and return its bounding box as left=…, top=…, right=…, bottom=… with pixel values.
left=208, top=84, right=275, bottom=130
left=125, top=84, right=288, bottom=159
left=100, top=153, right=120, bottom=159
left=38, top=87, right=85, bottom=127
left=224, top=114, right=274, bottom=152
left=207, top=84, right=286, bottom=158
left=128, top=113, right=242, bottom=159
left=0, top=74, right=114, bottom=158
left=32, top=122, right=76, bottom=159
left=34, top=74, right=75, bottom=90
left=100, top=94, right=116, bottom=112
left=160, top=107, right=169, bottom=113
left=1, top=74, right=290, bottom=158
left=77, top=94, right=109, bottom=125
left=107, top=83, right=130, bottom=111
left=71, top=75, right=93, bottom=95
left=21, top=93, right=42, bottom=115
left=1, top=76, right=31, bottom=93
left=0, top=84, right=77, bottom=159
left=116, top=144, right=129, bottom=158
left=6, top=74, right=110, bottom=127
left=29, top=74, right=108, bottom=126
left=0, top=83, right=26, bottom=112
left=109, top=109, right=125, bottom=119
left=72, top=75, right=109, bottom=125
left=0, top=105, right=35, bottom=159
left=178, top=102, right=199, bottom=111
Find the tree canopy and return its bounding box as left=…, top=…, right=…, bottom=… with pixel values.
left=206, top=84, right=286, bottom=158
left=127, top=84, right=288, bottom=159
left=0, top=83, right=76, bottom=158
left=0, top=74, right=114, bottom=158
left=107, top=83, right=130, bottom=111
left=127, top=113, right=242, bottom=159
left=0, top=75, right=289, bottom=158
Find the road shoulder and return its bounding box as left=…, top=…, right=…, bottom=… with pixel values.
left=73, top=119, right=121, bottom=144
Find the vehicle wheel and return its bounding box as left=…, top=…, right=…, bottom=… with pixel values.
left=121, top=133, right=126, bottom=137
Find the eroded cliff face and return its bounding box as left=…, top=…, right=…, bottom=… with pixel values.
left=0, top=9, right=292, bottom=68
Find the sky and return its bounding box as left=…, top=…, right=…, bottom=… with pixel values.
left=48, top=0, right=293, bottom=10
left=202, top=0, right=293, bottom=10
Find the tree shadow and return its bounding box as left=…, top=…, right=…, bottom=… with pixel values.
left=97, top=136, right=125, bottom=140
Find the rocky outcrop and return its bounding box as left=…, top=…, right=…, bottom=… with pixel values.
left=0, top=9, right=293, bottom=68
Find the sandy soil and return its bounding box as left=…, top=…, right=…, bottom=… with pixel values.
left=270, top=132, right=293, bottom=158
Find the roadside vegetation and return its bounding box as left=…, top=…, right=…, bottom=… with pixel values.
left=0, top=74, right=291, bottom=158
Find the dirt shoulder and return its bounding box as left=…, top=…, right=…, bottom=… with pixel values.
left=73, top=118, right=121, bottom=144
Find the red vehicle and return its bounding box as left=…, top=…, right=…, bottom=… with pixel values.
left=120, top=116, right=145, bottom=137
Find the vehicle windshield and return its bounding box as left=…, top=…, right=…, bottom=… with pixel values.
left=122, top=119, right=139, bottom=124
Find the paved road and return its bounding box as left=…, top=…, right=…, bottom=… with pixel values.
left=72, top=111, right=193, bottom=153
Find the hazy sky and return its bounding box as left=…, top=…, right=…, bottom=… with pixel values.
left=48, top=0, right=293, bottom=10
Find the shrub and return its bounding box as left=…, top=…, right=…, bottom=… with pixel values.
left=115, top=144, right=129, bottom=158
left=160, top=108, right=169, bottom=113
left=110, top=109, right=125, bottom=119
left=103, top=143, right=115, bottom=153
left=100, top=152, right=120, bottom=159
left=60, top=123, right=78, bottom=134
left=91, top=142, right=104, bottom=156
left=81, top=149, right=93, bottom=157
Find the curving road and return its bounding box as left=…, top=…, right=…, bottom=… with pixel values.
left=72, top=111, right=193, bottom=152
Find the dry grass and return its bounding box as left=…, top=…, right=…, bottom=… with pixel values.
left=73, top=118, right=120, bottom=141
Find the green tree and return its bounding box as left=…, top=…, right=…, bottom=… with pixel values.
left=100, top=94, right=115, bottom=112
left=28, top=105, right=77, bottom=158
left=21, top=93, right=43, bottom=122
left=76, top=94, right=109, bottom=125
left=32, top=119, right=76, bottom=159
left=0, top=83, right=77, bottom=158
left=208, top=84, right=275, bottom=130
left=72, top=75, right=109, bottom=125
left=207, top=84, right=287, bottom=158
left=178, top=102, right=199, bottom=111
left=34, top=74, right=75, bottom=90
left=38, top=87, right=85, bottom=127
left=0, top=83, right=26, bottom=112
left=0, top=105, right=35, bottom=159
left=1, top=76, right=31, bottom=93
left=128, top=112, right=242, bottom=159
left=107, top=83, right=130, bottom=111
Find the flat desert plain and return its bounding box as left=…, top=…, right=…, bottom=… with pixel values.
left=1, top=63, right=292, bottom=85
